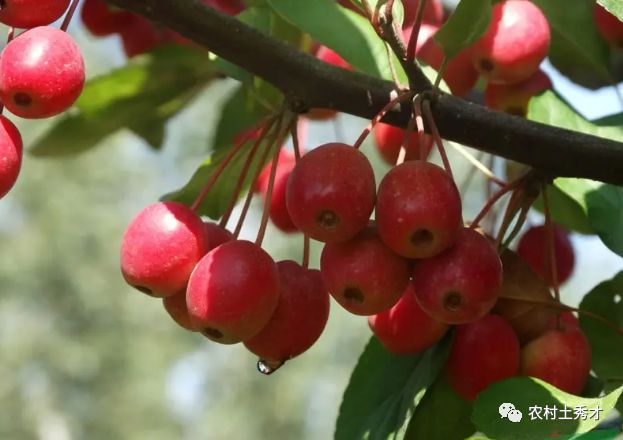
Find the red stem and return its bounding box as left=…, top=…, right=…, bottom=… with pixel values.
left=291, top=124, right=310, bottom=268
left=406, top=0, right=427, bottom=62
left=60, top=0, right=81, bottom=31
left=421, top=99, right=453, bottom=179
left=470, top=175, right=525, bottom=230
left=255, top=133, right=285, bottom=246
left=353, top=90, right=413, bottom=149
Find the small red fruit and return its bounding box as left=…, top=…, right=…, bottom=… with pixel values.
left=203, top=221, right=233, bottom=251
left=163, top=292, right=197, bottom=331
left=369, top=284, right=449, bottom=355
left=446, top=315, right=520, bottom=401
left=517, top=224, right=575, bottom=285
left=0, top=0, right=70, bottom=28
left=120, top=202, right=208, bottom=298
left=594, top=4, right=623, bottom=48
left=520, top=326, right=591, bottom=395
left=255, top=149, right=295, bottom=193
left=119, top=16, right=163, bottom=58
left=0, top=26, right=85, bottom=119
left=485, top=70, right=552, bottom=117
left=413, top=228, right=502, bottom=324
left=471, top=0, right=550, bottom=85
left=244, top=260, right=330, bottom=365
left=0, top=116, right=23, bottom=199
left=257, top=150, right=298, bottom=233
left=186, top=240, right=280, bottom=344
left=546, top=311, right=579, bottom=330
left=286, top=143, right=376, bottom=243
left=320, top=224, right=411, bottom=315
left=81, top=0, right=136, bottom=36
left=402, top=0, right=444, bottom=27
left=376, top=161, right=462, bottom=259
left=374, top=122, right=433, bottom=165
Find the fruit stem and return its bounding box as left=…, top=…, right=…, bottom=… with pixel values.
left=290, top=124, right=310, bottom=268
left=421, top=98, right=453, bottom=179
left=406, top=0, right=428, bottom=62
left=60, top=0, right=81, bottom=31
left=384, top=41, right=402, bottom=87
left=450, top=143, right=506, bottom=187
left=470, top=171, right=529, bottom=230
left=458, top=151, right=485, bottom=193
left=397, top=104, right=417, bottom=165
left=219, top=118, right=278, bottom=228
left=353, top=90, right=414, bottom=150
left=542, top=182, right=561, bottom=303
left=498, top=293, right=623, bottom=336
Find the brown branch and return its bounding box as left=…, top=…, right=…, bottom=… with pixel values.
left=106, top=0, right=623, bottom=186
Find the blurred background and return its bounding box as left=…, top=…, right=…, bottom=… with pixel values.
left=1, top=7, right=623, bottom=440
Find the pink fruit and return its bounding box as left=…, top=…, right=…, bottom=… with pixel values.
left=244, top=260, right=330, bottom=365
left=413, top=228, right=503, bottom=324
left=163, top=292, right=197, bottom=331
left=120, top=201, right=208, bottom=298
left=0, top=26, right=85, bottom=119
left=369, top=284, right=449, bottom=354
left=594, top=4, right=623, bottom=48
left=446, top=315, right=520, bottom=400
left=320, top=224, right=411, bottom=315
left=81, top=0, right=136, bottom=36
left=374, top=122, right=433, bottom=165
left=0, top=116, right=23, bottom=199
left=485, top=69, right=552, bottom=116
left=286, top=143, right=376, bottom=243
left=186, top=240, right=280, bottom=344
left=203, top=221, right=233, bottom=251
left=376, top=161, right=462, bottom=259
left=471, top=0, right=550, bottom=85
left=0, top=0, right=70, bottom=28
left=517, top=224, right=575, bottom=285
left=520, top=326, right=591, bottom=395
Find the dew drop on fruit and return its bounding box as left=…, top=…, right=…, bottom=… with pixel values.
left=256, top=359, right=284, bottom=375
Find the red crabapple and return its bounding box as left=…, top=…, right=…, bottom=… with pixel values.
left=485, top=70, right=552, bottom=117
left=594, top=4, right=623, bottom=48
left=0, top=116, right=23, bottom=200
left=119, top=16, right=163, bottom=58
left=186, top=240, right=280, bottom=344
left=374, top=122, right=433, bottom=165
left=0, top=0, right=70, bottom=28
left=471, top=0, right=550, bottom=85
left=81, top=0, right=136, bottom=36
left=203, top=221, right=233, bottom=251
left=369, top=284, right=449, bottom=355
left=286, top=143, right=376, bottom=243
left=546, top=311, right=579, bottom=331
left=320, top=224, right=411, bottom=315
left=376, top=161, right=462, bottom=259
left=413, top=228, right=502, bottom=324
left=120, top=201, right=208, bottom=298
left=255, top=149, right=295, bottom=194
left=446, top=315, right=520, bottom=400
left=520, top=326, right=591, bottom=395
left=0, top=26, right=85, bottom=119
left=163, top=291, right=197, bottom=331
left=256, top=150, right=298, bottom=232
left=517, top=224, right=575, bottom=285
left=244, top=260, right=330, bottom=366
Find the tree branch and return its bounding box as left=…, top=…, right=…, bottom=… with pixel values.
left=107, top=0, right=623, bottom=186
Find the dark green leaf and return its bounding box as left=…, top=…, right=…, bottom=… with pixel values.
left=405, top=377, right=475, bottom=440
left=335, top=334, right=452, bottom=440
left=31, top=46, right=212, bottom=156
left=434, top=0, right=492, bottom=59
left=472, top=377, right=623, bottom=440
left=532, top=184, right=594, bottom=235
left=597, top=1, right=623, bottom=21
left=213, top=87, right=268, bottom=152
left=532, top=0, right=612, bottom=88
left=560, top=429, right=621, bottom=440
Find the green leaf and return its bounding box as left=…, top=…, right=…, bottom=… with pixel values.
left=532, top=184, right=594, bottom=235
left=335, top=335, right=452, bottom=440
left=597, top=1, right=623, bottom=21
left=528, top=90, right=623, bottom=142
left=434, top=0, right=492, bottom=59
left=31, top=46, right=213, bottom=156
left=213, top=87, right=268, bottom=152
left=579, top=272, right=623, bottom=412
left=560, top=429, right=621, bottom=440
left=268, top=0, right=390, bottom=79
left=532, top=0, right=612, bottom=88
left=472, top=377, right=623, bottom=440
left=405, top=377, right=476, bottom=440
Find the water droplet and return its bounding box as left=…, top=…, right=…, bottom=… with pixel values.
left=256, top=359, right=284, bottom=375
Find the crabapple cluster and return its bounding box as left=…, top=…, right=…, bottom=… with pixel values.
left=0, top=1, right=86, bottom=201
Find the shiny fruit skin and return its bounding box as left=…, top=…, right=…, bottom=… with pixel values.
left=163, top=292, right=197, bottom=331
left=471, top=0, right=550, bottom=85
left=244, top=261, right=330, bottom=363
left=0, top=0, right=70, bottom=28
left=369, top=284, right=449, bottom=354
left=0, top=26, right=85, bottom=119
left=321, top=224, right=411, bottom=315
left=446, top=315, right=520, bottom=401
left=520, top=326, right=591, bottom=395
left=374, top=122, right=433, bottom=165
left=203, top=222, right=233, bottom=251
left=0, top=115, right=23, bottom=199
left=186, top=240, right=280, bottom=344
left=485, top=69, right=552, bottom=117
left=286, top=143, right=376, bottom=243
left=517, top=224, right=575, bottom=285
left=594, top=4, right=623, bottom=48
left=81, top=0, right=135, bottom=36
left=413, top=228, right=503, bottom=324
left=121, top=202, right=208, bottom=298
left=376, top=161, right=462, bottom=259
